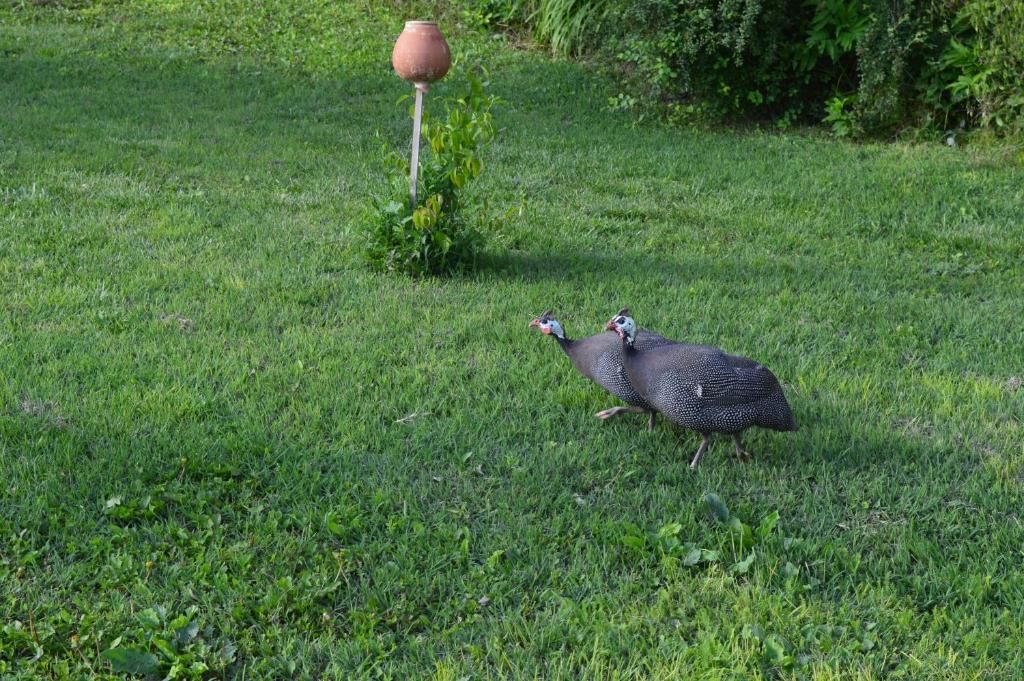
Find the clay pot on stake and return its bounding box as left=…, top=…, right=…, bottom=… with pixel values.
left=392, top=21, right=451, bottom=210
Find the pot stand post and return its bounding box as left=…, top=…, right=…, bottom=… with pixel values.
left=409, top=82, right=428, bottom=210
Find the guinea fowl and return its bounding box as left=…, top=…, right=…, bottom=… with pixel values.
left=529, top=310, right=676, bottom=430
left=606, top=310, right=797, bottom=469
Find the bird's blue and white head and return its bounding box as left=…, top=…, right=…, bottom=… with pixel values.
left=530, top=310, right=565, bottom=339
left=605, top=309, right=636, bottom=345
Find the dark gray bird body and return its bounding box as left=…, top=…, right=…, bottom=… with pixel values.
left=624, top=342, right=797, bottom=434
left=607, top=311, right=796, bottom=469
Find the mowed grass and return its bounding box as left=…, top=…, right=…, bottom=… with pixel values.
left=2, top=2, right=1024, bottom=678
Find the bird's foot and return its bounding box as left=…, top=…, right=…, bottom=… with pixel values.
left=596, top=406, right=647, bottom=422
left=689, top=436, right=712, bottom=470
left=646, top=411, right=656, bottom=432
left=732, top=435, right=753, bottom=463
left=595, top=407, right=625, bottom=421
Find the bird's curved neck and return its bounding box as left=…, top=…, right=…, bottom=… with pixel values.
left=621, top=335, right=636, bottom=355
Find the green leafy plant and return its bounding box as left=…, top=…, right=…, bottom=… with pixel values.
left=704, top=492, right=780, bottom=572
left=824, top=93, right=858, bottom=137
left=364, top=72, right=498, bottom=276
left=804, top=0, right=872, bottom=64
left=101, top=606, right=228, bottom=680
left=954, top=0, right=1024, bottom=134
left=618, top=520, right=720, bottom=571
left=910, top=1, right=1024, bottom=137
left=940, top=38, right=992, bottom=109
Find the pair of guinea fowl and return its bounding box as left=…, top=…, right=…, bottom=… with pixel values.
left=530, top=309, right=797, bottom=469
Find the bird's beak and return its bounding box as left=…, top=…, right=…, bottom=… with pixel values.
left=529, top=318, right=540, bottom=328
left=605, top=319, right=616, bottom=331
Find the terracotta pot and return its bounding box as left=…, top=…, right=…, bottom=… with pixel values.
left=392, top=21, right=451, bottom=84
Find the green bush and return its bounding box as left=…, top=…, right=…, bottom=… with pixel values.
left=364, top=73, right=498, bottom=276
left=627, top=0, right=1018, bottom=138
left=846, top=1, right=950, bottom=135
left=603, top=0, right=954, bottom=132
left=607, top=1, right=827, bottom=124
left=460, top=0, right=1021, bottom=139
left=961, top=0, right=1024, bottom=134
left=905, top=0, right=1024, bottom=137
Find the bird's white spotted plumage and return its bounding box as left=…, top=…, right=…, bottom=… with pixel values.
left=606, top=312, right=797, bottom=469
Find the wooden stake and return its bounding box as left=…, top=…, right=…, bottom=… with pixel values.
left=410, top=82, right=428, bottom=209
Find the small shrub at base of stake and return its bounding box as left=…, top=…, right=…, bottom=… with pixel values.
left=364, top=72, right=498, bottom=276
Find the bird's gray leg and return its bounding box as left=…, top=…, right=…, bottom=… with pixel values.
left=732, top=434, right=753, bottom=462
left=689, top=434, right=713, bottom=470
left=646, top=410, right=656, bottom=432
left=595, top=405, right=647, bottom=421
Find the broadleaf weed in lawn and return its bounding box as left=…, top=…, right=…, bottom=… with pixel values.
left=99, top=605, right=223, bottom=680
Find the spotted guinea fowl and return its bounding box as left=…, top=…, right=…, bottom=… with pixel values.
left=606, top=310, right=797, bottom=469
left=530, top=310, right=676, bottom=430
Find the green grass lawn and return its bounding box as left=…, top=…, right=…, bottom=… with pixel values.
left=2, top=2, right=1024, bottom=678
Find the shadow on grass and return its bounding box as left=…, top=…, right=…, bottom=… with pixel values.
left=482, top=248, right=812, bottom=285
left=0, top=44, right=405, bottom=169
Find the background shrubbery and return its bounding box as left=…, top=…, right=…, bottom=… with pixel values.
left=462, top=0, right=1024, bottom=139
